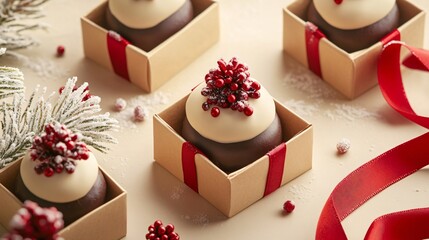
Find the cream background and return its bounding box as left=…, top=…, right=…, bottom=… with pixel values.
left=0, top=0, right=429, bottom=239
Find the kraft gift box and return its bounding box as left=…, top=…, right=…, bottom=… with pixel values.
left=153, top=94, right=313, bottom=217
left=0, top=159, right=127, bottom=240
left=283, top=0, right=425, bottom=99
left=81, top=0, right=220, bottom=92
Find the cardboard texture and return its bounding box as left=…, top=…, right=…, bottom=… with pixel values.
left=81, top=0, right=220, bottom=92
left=283, top=0, right=426, bottom=99
left=0, top=160, right=127, bottom=240
left=153, top=94, right=313, bottom=217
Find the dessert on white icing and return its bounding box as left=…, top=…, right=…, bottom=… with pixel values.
left=186, top=83, right=276, bottom=144
left=20, top=152, right=99, bottom=203
left=108, top=0, right=186, bottom=29
left=313, top=0, right=396, bottom=30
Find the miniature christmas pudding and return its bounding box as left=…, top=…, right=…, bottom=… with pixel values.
left=181, top=57, right=283, bottom=173
left=14, top=123, right=107, bottom=226
left=307, top=0, right=400, bottom=52
left=105, top=0, right=194, bottom=52
left=1, top=201, right=64, bottom=240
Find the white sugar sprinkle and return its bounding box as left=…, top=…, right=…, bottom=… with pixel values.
left=170, top=184, right=185, bottom=200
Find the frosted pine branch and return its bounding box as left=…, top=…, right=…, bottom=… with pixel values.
left=0, top=48, right=24, bottom=99
left=0, top=77, right=118, bottom=168
left=0, top=0, right=49, bottom=50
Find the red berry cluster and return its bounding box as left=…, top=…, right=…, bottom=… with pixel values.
left=30, top=123, right=90, bottom=177
left=146, top=220, right=180, bottom=240
left=201, top=57, right=261, bottom=117
left=1, top=201, right=64, bottom=240
left=59, top=85, right=92, bottom=101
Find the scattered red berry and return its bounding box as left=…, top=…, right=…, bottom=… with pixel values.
left=146, top=220, right=180, bottom=240
left=336, top=138, right=351, bottom=154
left=56, top=45, right=65, bottom=57
left=283, top=200, right=295, bottom=213
left=114, top=98, right=127, bottom=111
left=1, top=201, right=64, bottom=240
left=334, top=0, right=343, bottom=4
left=31, top=123, right=90, bottom=177
left=201, top=57, right=261, bottom=118
left=134, top=106, right=148, bottom=122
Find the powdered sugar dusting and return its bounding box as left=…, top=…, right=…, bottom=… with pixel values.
left=287, top=176, right=315, bottom=201
left=103, top=156, right=128, bottom=185
left=282, top=59, right=340, bottom=99
left=282, top=56, right=381, bottom=122
left=112, top=92, right=170, bottom=129
left=284, top=99, right=318, bottom=117
left=182, top=213, right=210, bottom=227
left=325, top=103, right=380, bottom=121
left=170, top=184, right=185, bottom=200
left=284, top=99, right=379, bottom=122
left=5, top=52, right=69, bottom=79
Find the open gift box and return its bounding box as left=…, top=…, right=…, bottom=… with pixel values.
left=81, top=0, right=220, bottom=92
left=0, top=159, right=127, bottom=240
left=283, top=0, right=425, bottom=99
left=153, top=94, right=313, bottom=217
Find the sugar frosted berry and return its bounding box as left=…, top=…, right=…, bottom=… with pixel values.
left=336, top=138, right=351, bottom=154
left=134, top=105, right=148, bottom=122
left=30, top=123, right=90, bottom=177
left=283, top=200, right=295, bottom=213
left=1, top=201, right=64, bottom=240
left=146, top=220, right=180, bottom=240
left=114, top=98, right=127, bottom=111
left=201, top=57, right=261, bottom=117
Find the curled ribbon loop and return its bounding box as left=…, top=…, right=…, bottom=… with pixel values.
left=316, top=42, right=429, bottom=239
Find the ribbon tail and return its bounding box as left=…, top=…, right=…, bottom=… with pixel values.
left=402, top=47, right=429, bottom=71
left=365, top=208, right=429, bottom=240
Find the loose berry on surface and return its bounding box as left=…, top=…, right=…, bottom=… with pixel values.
left=134, top=105, right=148, bottom=122
left=114, top=98, right=127, bottom=111
left=336, top=138, right=351, bottom=154
left=56, top=45, right=65, bottom=57
left=283, top=200, right=295, bottom=213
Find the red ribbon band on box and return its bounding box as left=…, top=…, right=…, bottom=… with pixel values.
left=182, top=142, right=201, bottom=193
left=264, top=143, right=287, bottom=196
left=107, top=31, right=130, bottom=81
left=304, top=24, right=400, bottom=79
left=181, top=142, right=287, bottom=197
left=305, top=22, right=325, bottom=78
left=316, top=41, right=429, bottom=239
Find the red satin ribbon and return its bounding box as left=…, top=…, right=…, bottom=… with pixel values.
left=107, top=31, right=130, bottom=81
left=264, top=143, right=287, bottom=196
left=380, top=29, right=401, bottom=46
left=182, top=142, right=201, bottom=193
left=316, top=42, right=429, bottom=239
left=305, top=22, right=326, bottom=78
left=181, top=142, right=287, bottom=196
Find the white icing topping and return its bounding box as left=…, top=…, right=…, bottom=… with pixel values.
left=108, top=0, right=186, bottom=29
left=20, top=152, right=99, bottom=203
left=313, top=0, right=396, bottom=30
left=185, top=83, right=276, bottom=143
